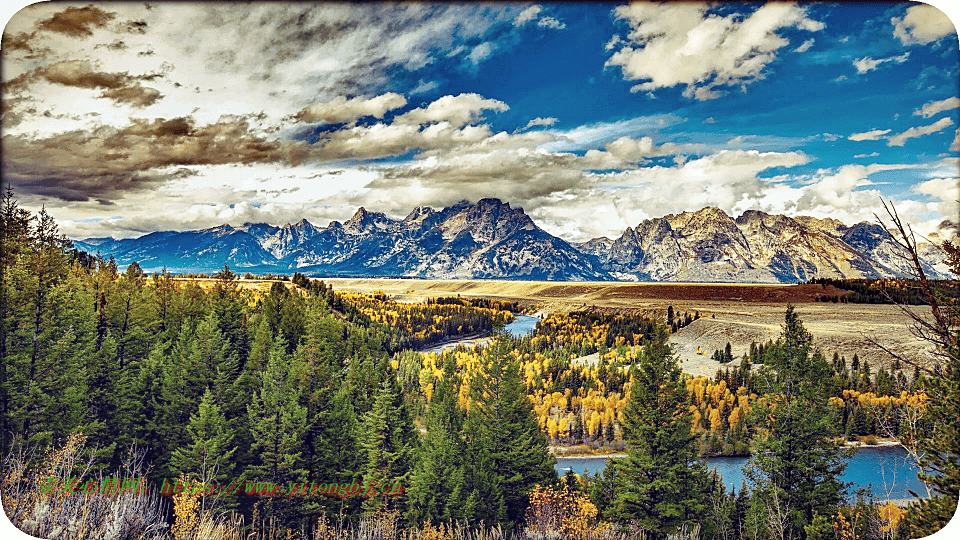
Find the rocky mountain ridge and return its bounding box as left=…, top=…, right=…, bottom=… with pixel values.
left=73, top=200, right=954, bottom=282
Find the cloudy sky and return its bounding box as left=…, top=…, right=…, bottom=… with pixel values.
left=2, top=2, right=958, bottom=242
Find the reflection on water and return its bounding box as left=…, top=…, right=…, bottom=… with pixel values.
left=555, top=445, right=929, bottom=501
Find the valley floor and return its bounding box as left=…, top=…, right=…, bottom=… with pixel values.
left=324, top=278, right=940, bottom=373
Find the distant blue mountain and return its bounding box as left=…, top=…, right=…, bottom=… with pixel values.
left=73, top=200, right=953, bottom=282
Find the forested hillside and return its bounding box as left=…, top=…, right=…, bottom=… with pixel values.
left=2, top=190, right=958, bottom=539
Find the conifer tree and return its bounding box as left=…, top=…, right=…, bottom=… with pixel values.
left=171, top=388, right=237, bottom=513
left=155, top=325, right=201, bottom=478
left=745, top=305, right=847, bottom=540
left=608, top=324, right=711, bottom=538
left=210, top=265, right=249, bottom=363
left=128, top=343, right=168, bottom=482
left=247, top=344, right=308, bottom=485
left=359, top=370, right=418, bottom=514
left=295, top=302, right=362, bottom=519
left=457, top=338, right=556, bottom=530
left=407, top=354, right=465, bottom=525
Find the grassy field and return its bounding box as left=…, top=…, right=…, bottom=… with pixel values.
left=321, top=278, right=938, bottom=376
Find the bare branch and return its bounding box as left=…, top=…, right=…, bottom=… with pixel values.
left=876, top=199, right=950, bottom=341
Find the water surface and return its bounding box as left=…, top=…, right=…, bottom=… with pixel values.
left=503, top=315, right=539, bottom=338
left=555, top=445, right=928, bottom=501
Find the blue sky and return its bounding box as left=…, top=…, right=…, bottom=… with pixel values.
left=2, top=2, right=958, bottom=242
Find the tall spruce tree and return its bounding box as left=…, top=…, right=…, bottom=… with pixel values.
left=296, top=300, right=362, bottom=520
left=247, top=343, right=308, bottom=485
left=407, top=354, right=465, bottom=526
left=608, top=324, right=711, bottom=538
left=246, top=339, right=309, bottom=525
left=358, top=369, right=418, bottom=514
left=456, top=337, right=556, bottom=531
left=745, top=305, right=848, bottom=540
left=171, top=388, right=237, bottom=513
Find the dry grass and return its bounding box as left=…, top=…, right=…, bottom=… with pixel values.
left=323, top=278, right=939, bottom=373
left=2, top=433, right=169, bottom=540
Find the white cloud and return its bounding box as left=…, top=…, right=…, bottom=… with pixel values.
left=848, top=129, right=891, bottom=142
left=395, top=93, right=508, bottom=128
left=512, top=5, right=564, bottom=31
left=887, top=117, right=954, bottom=146
left=794, top=38, right=815, bottom=52
left=294, top=93, right=407, bottom=124
left=541, top=114, right=684, bottom=152
left=853, top=152, right=880, bottom=158
left=853, top=52, right=910, bottom=74
left=409, top=80, right=439, bottom=95
left=915, top=97, right=960, bottom=118
left=514, top=5, right=542, bottom=26
left=914, top=177, right=959, bottom=199
left=2, top=3, right=521, bottom=137
left=913, top=177, right=960, bottom=231
left=604, top=35, right=622, bottom=51
left=893, top=4, right=956, bottom=45
left=466, top=42, right=497, bottom=65
left=522, top=117, right=558, bottom=130
left=538, top=17, right=565, bottom=30
left=605, top=2, right=824, bottom=100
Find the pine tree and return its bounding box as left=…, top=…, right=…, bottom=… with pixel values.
left=171, top=388, right=237, bottom=513
left=155, top=325, right=201, bottom=479
left=358, top=369, right=418, bottom=514
left=129, top=343, right=168, bottom=483
left=247, top=344, right=308, bottom=485
left=608, top=324, right=711, bottom=539
left=246, top=337, right=310, bottom=528
left=210, top=265, right=249, bottom=363
left=457, top=338, right=556, bottom=530
left=407, top=354, right=465, bottom=525
left=295, top=302, right=362, bottom=520
left=745, top=305, right=848, bottom=540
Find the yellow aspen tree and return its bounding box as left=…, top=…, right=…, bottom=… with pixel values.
left=728, top=406, right=741, bottom=430
left=709, top=407, right=722, bottom=433
left=547, top=418, right=559, bottom=440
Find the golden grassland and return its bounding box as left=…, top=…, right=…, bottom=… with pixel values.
left=321, top=278, right=938, bottom=373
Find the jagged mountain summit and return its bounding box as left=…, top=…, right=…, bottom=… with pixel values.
left=73, top=201, right=953, bottom=282
left=580, top=207, right=951, bottom=282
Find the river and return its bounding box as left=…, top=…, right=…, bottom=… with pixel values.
left=503, top=314, right=540, bottom=337
left=419, top=314, right=540, bottom=353
left=555, top=445, right=929, bottom=501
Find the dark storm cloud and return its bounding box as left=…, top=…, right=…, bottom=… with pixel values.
left=6, top=60, right=165, bottom=108
left=2, top=116, right=309, bottom=203
left=2, top=31, right=35, bottom=51
left=123, top=19, right=148, bottom=34
left=36, top=5, right=117, bottom=38
left=99, top=85, right=163, bottom=108
left=40, top=60, right=138, bottom=89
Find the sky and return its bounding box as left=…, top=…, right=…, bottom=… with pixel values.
left=2, top=1, right=959, bottom=243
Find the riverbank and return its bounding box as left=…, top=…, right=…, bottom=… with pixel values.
left=550, top=438, right=903, bottom=459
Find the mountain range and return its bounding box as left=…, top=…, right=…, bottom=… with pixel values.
left=73, top=198, right=954, bottom=283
